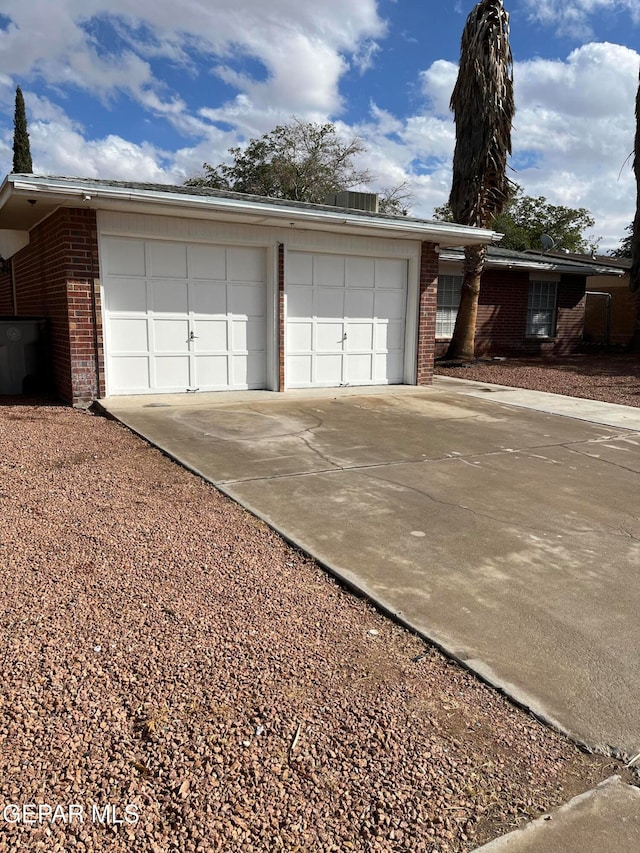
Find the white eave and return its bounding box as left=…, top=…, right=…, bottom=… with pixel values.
left=0, top=174, right=501, bottom=255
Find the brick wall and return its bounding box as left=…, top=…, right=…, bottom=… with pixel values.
left=0, top=267, right=13, bottom=314
left=435, top=268, right=587, bottom=358
left=553, top=274, right=586, bottom=355
left=11, top=207, right=102, bottom=404
left=416, top=242, right=438, bottom=384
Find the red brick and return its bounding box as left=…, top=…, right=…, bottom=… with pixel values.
left=11, top=208, right=103, bottom=404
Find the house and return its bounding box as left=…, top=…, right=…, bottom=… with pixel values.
left=541, top=253, right=637, bottom=348
left=435, top=246, right=625, bottom=359
left=0, top=174, right=498, bottom=405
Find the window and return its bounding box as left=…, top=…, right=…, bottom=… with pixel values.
left=436, top=274, right=462, bottom=338
left=526, top=280, right=557, bottom=338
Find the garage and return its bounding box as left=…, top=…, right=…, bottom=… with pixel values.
left=286, top=251, right=408, bottom=388
left=0, top=175, right=499, bottom=405
left=101, top=236, right=267, bottom=395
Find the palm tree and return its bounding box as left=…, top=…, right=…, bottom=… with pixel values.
left=630, top=69, right=640, bottom=350
left=445, top=0, right=515, bottom=361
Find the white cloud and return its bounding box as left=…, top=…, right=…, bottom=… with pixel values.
left=523, top=0, right=640, bottom=38
left=419, top=60, right=458, bottom=117
left=353, top=41, right=639, bottom=249
left=0, top=2, right=637, bottom=250
left=511, top=42, right=639, bottom=247
left=0, top=0, right=385, bottom=134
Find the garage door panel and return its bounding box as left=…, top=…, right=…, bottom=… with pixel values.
left=109, top=318, right=149, bottom=352
left=188, top=244, right=226, bottom=280
left=154, top=356, right=190, bottom=389
left=375, top=290, right=405, bottom=320
left=153, top=319, right=189, bottom=352
left=287, top=323, right=312, bottom=352
left=229, top=284, right=264, bottom=317
left=228, top=247, right=263, bottom=282
left=103, top=238, right=145, bottom=277
left=346, top=323, right=374, bottom=351
left=287, top=252, right=313, bottom=285
left=287, top=286, right=313, bottom=319
left=152, top=281, right=189, bottom=314
left=106, top=277, right=147, bottom=312
left=315, top=255, right=345, bottom=287
left=345, top=289, right=374, bottom=319
left=375, top=259, right=406, bottom=288
left=233, top=354, right=266, bottom=388
left=194, top=320, right=228, bottom=351
left=346, top=256, right=375, bottom=287
left=376, top=320, right=405, bottom=351
left=287, top=355, right=312, bottom=385
left=316, top=354, right=343, bottom=383
left=346, top=353, right=373, bottom=382
left=148, top=242, right=188, bottom=279
left=192, top=282, right=227, bottom=315
left=231, top=318, right=266, bottom=352
left=316, top=288, right=344, bottom=319
left=316, top=323, right=344, bottom=351
left=194, top=355, right=230, bottom=387
left=376, top=352, right=404, bottom=383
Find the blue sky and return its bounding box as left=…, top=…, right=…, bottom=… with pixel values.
left=0, top=0, right=639, bottom=250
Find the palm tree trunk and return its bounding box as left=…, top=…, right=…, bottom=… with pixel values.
left=629, top=71, right=640, bottom=350
left=445, top=244, right=486, bottom=361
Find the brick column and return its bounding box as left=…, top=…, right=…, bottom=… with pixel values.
left=416, top=241, right=439, bottom=385
left=65, top=209, right=103, bottom=404
left=278, top=243, right=285, bottom=391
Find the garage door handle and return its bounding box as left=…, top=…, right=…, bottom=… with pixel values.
left=189, top=331, right=199, bottom=340
left=342, top=333, right=347, bottom=341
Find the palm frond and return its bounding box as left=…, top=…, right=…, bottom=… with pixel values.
left=449, top=0, right=515, bottom=227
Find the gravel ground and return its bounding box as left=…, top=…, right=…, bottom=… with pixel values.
left=435, top=353, right=640, bottom=407
left=0, top=402, right=632, bottom=852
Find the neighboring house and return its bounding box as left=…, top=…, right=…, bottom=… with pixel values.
left=0, top=174, right=497, bottom=405
left=540, top=253, right=637, bottom=348
left=436, top=246, right=624, bottom=359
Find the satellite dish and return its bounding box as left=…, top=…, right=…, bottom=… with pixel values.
left=540, top=233, right=555, bottom=252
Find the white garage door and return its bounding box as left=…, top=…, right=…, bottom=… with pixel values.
left=286, top=251, right=407, bottom=388
left=102, top=237, right=267, bottom=394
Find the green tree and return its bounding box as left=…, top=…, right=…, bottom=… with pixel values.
left=186, top=118, right=412, bottom=214
left=186, top=118, right=372, bottom=204
left=377, top=180, right=413, bottom=216
left=445, top=0, right=515, bottom=361
left=610, top=223, right=632, bottom=259
left=434, top=186, right=597, bottom=253
left=12, top=86, right=33, bottom=173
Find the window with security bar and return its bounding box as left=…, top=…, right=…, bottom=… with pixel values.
left=436, top=274, right=463, bottom=338
left=526, top=280, right=557, bottom=338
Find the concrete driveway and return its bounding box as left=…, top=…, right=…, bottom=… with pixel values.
left=101, top=381, right=640, bottom=758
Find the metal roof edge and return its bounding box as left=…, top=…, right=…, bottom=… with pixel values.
left=440, top=247, right=625, bottom=276
left=3, top=174, right=500, bottom=247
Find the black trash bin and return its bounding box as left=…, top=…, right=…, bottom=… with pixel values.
left=0, top=317, right=49, bottom=394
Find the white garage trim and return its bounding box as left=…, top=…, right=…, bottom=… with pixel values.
left=100, top=235, right=272, bottom=395
left=285, top=249, right=414, bottom=389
